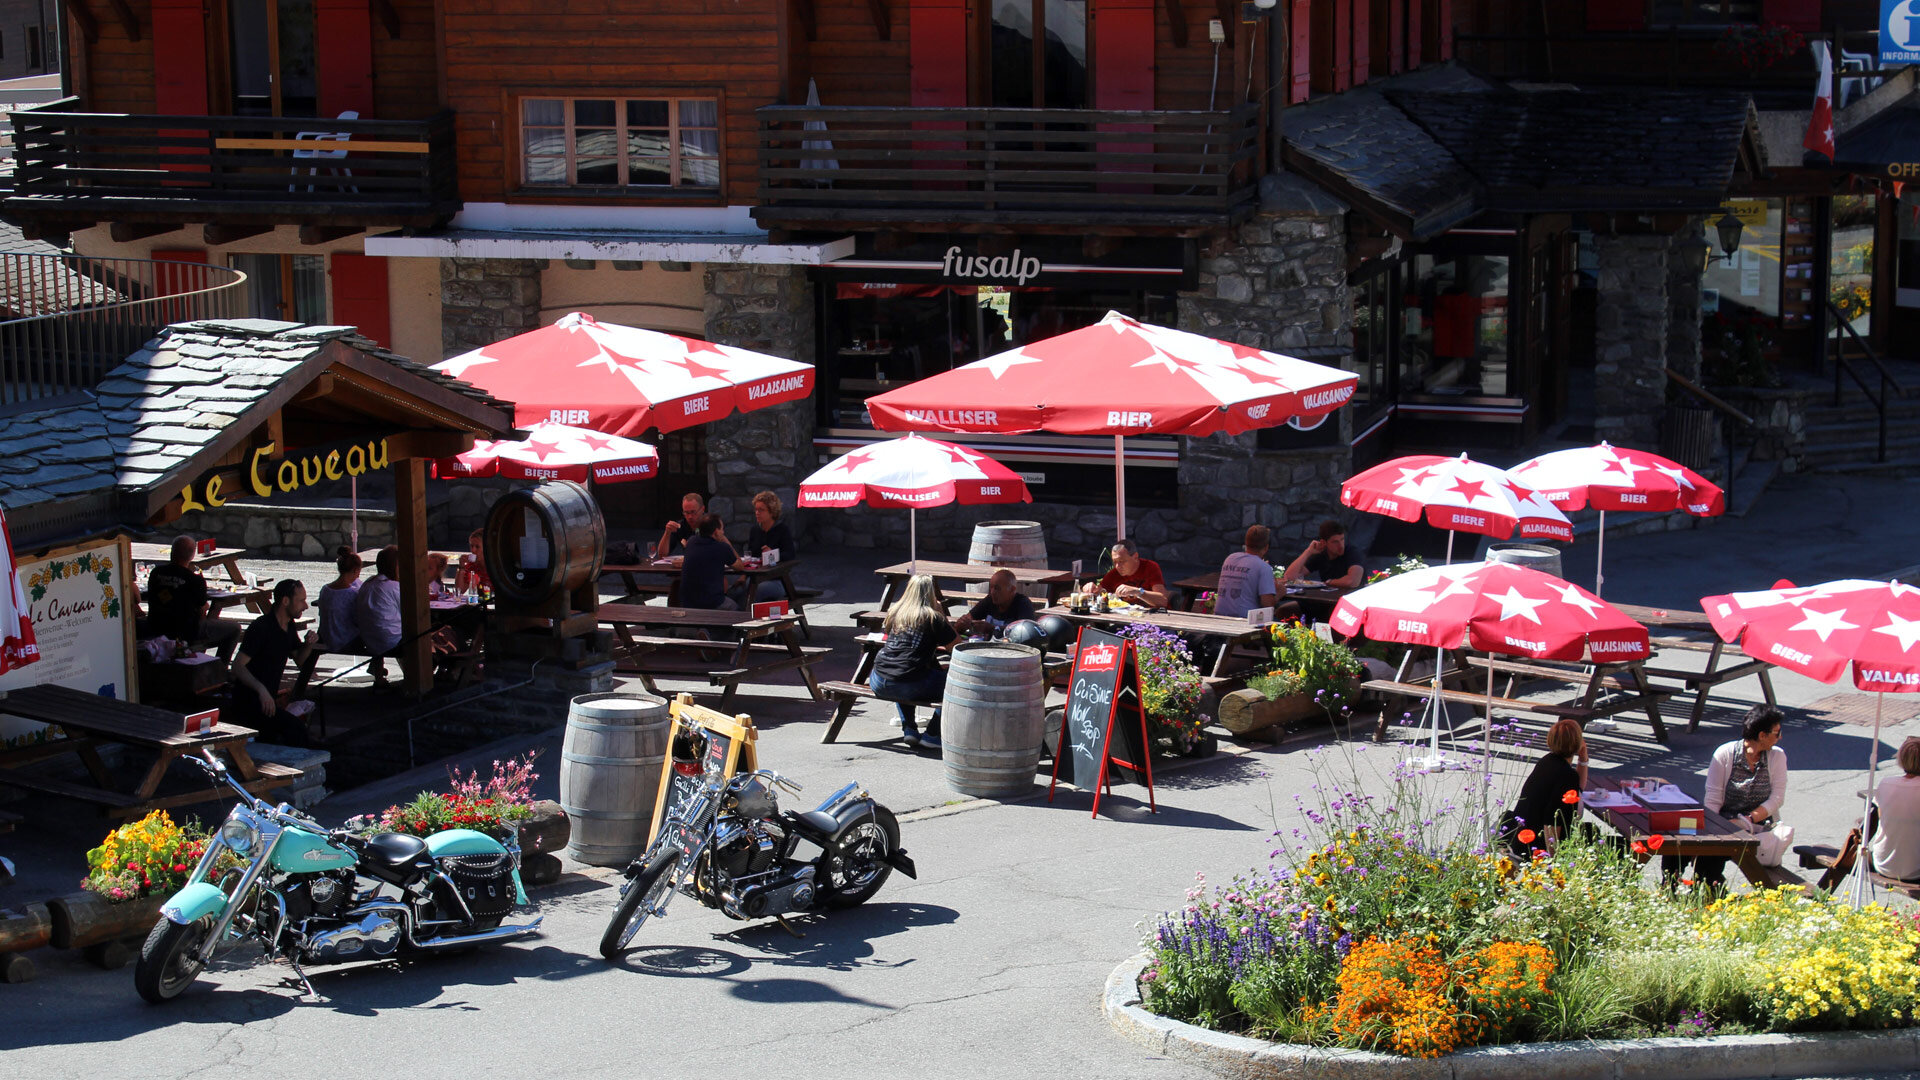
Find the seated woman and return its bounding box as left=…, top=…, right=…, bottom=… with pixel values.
left=868, top=574, right=955, bottom=752
left=315, top=547, right=364, bottom=653
left=1869, top=737, right=1920, bottom=884
left=456, top=527, right=490, bottom=596
left=1664, top=704, right=1787, bottom=891
left=1505, top=717, right=1589, bottom=858
left=729, top=490, right=797, bottom=607
left=353, top=545, right=405, bottom=687
left=424, top=551, right=453, bottom=599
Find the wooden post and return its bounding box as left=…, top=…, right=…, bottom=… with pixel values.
left=394, top=457, right=432, bottom=696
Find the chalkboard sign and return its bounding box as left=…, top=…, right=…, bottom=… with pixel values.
left=1049, top=626, right=1155, bottom=817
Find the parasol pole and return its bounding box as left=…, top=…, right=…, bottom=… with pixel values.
left=1114, top=434, right=1128, bottom=541
left=350, top=474, right=360, bottom=550
left=1853, top=690, right=1886, bottom=907
left=910, top=507, right=918, bottom=575
left=1595, top=510, right=1607, bottom=598
left=1444, top=529, right=1455, bottom=566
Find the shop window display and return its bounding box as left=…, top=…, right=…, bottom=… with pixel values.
left=1398, top=254, right=1511, bottom=398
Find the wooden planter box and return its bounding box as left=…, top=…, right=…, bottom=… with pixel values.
left=49, top=891, right=167, bottom=951
left=1218, top=683, right=1356, bottom=735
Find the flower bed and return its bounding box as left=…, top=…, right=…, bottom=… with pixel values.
left=82, top=811, right=214, bottom=902
left=1135, top=747, right=1920, bottom=1058
left=352, top=751, right=542, bottom=839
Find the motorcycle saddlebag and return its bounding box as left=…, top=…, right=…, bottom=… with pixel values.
left=441, top=853, right=517, bottom=920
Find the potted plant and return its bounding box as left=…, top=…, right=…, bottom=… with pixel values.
left=1116, top=624, right=1214, bottom=757
left=1220, top=621, right=1364, bottom=736
left=351, top=752, right=569, bottom=882
left=50, top=811, right=224, bottom=962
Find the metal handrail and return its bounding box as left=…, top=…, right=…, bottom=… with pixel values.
left=0, top=253, right=249, bottom=405
left=1665, top=366, right=1756, bottom=510
left=1826, top=300, right=1903, bottom=463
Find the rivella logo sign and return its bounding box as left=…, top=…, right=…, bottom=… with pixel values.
left=1885, top=0, right=1920, bottom=64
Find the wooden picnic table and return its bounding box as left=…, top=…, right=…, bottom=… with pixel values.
left=1039, top=604, right=1272, bottom=678
left=1472, top=651, right=1671, bottom=743
left=1584, top=774, right=1799, bottom=889
left=873, top=560, right=1076, bottom=612
left=597, top=603, right=827, bottom=708
left=206, top=584, right=271, bottom=616
left=0, top=683, right=299, bottom=818
left=601, top=558, right=809, bottom=629
left=1613, top=602, right=1778, bottom=731
left=1168, top=570, right=1349, bottom=614
left=130, top=542, right=251, bottom=587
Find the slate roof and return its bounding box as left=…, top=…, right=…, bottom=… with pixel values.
left=1281, top=69, right=1755, bottom=238
left=0, top=319, right=511, bottom=546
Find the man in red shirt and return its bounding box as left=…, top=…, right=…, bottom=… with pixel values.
left=1084, top=538, right=1169, bottom=608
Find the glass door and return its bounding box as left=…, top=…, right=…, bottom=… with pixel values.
left=228, top=0, right=318, bottom=117
left=989, top=0, right=1089, bottom=108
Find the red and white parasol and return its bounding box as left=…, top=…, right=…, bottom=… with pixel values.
left=1701, top=577, right=1920, bottom=903
left=865, top=311, right=1356, bottom=538
left=1341, top=453, right=1573, bottom=559
left=1511, top=442, right=1725, bottom=596
left=0, top=507, right=39, bottom=676
left=1331, top=560, right=1647, bottom=768
left=437, top=421, right=658, bottom=485
left=798, top=434, right=1031, bottom=571
left=433, top=312, right=814, bottom=437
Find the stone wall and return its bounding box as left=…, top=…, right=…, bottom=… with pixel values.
left=1666, top=217, right=1706, bottom=383
left=1594, top=234, right=1676, bottom=448
left=442, top=258, right=544, bottom=357
left=702, top=263, right=816, bottom=540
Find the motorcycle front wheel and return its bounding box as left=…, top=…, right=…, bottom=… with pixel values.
left=599, top=850, right=681, bottom=960
left=820, top=806, right=900, bottom=909
left=134, top=916, right=214, bottom=1003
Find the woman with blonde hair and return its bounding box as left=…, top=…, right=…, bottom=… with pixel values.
left=869, top=574, right=956, bottom=751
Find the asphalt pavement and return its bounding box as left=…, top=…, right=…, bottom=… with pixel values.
left=6, top=470, right=1920, bottom=1079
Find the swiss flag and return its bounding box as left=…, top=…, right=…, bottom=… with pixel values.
left=1803, top=43, right=1835, bottom=161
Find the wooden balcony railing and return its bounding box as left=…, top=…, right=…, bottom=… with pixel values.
left=2, top=102, right=459, bottom=229
left=754, top=105, right=1262, bottom=229
left=0, top=252, right=248, bottom=404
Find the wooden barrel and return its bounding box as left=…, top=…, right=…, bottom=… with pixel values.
left=1487, top=543, right=1564, bottom=581
left=967, top=521, right=1049, bottom=600
left=559, top=693, right=669, bottom=867
left=940, top=642, right=1046, bottom=798
left=484, top=480, right=606, bottom=608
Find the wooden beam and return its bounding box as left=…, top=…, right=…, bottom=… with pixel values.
left=372, top=0, right=402, bottom=37
left=1216, top=0, right=1235, bottom=31
left=19, top=223, right=78, bottom=243
left=383, top=429, right=476, bottom=461
left=102, top=0, right=139, bottom=40
left=298, top=224, right=362, bottom=245
left=1166, top=0, right=1188, bottom=48
left=394, top=457, right=433, bottom=697
left=793, top=0, right=816, bottom=40
left=109, top=222, right=180, bottom=243
left=203, top=223, right=273, bottom=246
left=67, top=0, right=99, bottom=44
left=292, top=373, right=336, bottom=403
left=867, top=0, right=890, bottom=40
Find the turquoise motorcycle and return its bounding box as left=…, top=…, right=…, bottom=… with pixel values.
left=135, top=751, right=542, bottom=1003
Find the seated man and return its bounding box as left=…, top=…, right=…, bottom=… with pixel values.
left=954, top=568, right=1038, bottom=638
left=1282, top=520, right=1366, bottom=589
left=1213, top=525, right=1280, bottom=619
left=144, top=535, right=243, bottom=659
left=680, top=514, right=747, bottom=611
left=229, top=579, right=320, bottom=744
left=655, top=492, right=707, bottom=558
left=1083, top=538, right=1169, bottom=609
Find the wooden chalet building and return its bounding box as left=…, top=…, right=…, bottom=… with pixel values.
left=2, top=0, right=1906, bottom=558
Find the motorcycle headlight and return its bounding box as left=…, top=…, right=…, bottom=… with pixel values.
left=221, top=816, right=258, bottom=855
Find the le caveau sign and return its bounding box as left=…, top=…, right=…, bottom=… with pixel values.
left=175, top=436, right=392, bottom=513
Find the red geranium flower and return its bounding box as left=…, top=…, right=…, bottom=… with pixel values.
left=1562, top=790, right=1580, bottom=805
left=1517, top=829, right=1536, bottom=845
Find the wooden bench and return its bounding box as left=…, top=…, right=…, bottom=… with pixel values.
left=0, top=771, right=142, bottom=810
left=819, top=679, right=934, bottom=745
left=1794, top=843, right=1920, bottom=899
left=1480, top=657, right=1653, bottom=696
left=1363, top=678, right=1594, bottom=742
left=1466, top=654, right=1673, bottom=743
left=615, top=634, right=831, bottom=706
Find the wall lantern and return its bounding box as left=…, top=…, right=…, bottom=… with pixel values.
left=1715, top=210, right=1745, bottom=261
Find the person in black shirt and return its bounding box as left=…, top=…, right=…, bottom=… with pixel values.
left=1283, top=520, right=1365, bottom=589
left=869, top=574, right=956, bottom=751
left=954, top=569, right=1037, bottom=638
left=681, top=514, right=746, bottom=610
left=229, top=579, right=319, bottom=744
left=144, top=536, right=243, bottom=659
left=1505, top=717, right=1589, bottom=859
left=655, top=492, right=706, bottom=558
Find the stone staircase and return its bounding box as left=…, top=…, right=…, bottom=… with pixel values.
left=1799, top=390, right=1920, bottom=474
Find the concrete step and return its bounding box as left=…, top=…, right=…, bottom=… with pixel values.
left=1802, top=433, right=1920, bottom=469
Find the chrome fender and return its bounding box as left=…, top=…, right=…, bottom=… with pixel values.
left=159, top=882, right=229, bottom=925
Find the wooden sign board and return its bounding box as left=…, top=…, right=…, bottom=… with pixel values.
left=644, top=693, right=760, bottom=849
left=1049, top=626, right=1155, bottom=818
left=0, top=536, right=136, bottom=747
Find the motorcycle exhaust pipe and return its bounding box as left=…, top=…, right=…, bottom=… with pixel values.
left=408, top=917, right=545, bottom=952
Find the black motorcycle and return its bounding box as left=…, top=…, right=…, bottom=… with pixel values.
left=599, top=765, right=915, bottom=958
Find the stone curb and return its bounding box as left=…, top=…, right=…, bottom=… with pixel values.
left=1103, top=953, right=1920, bottom=1080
